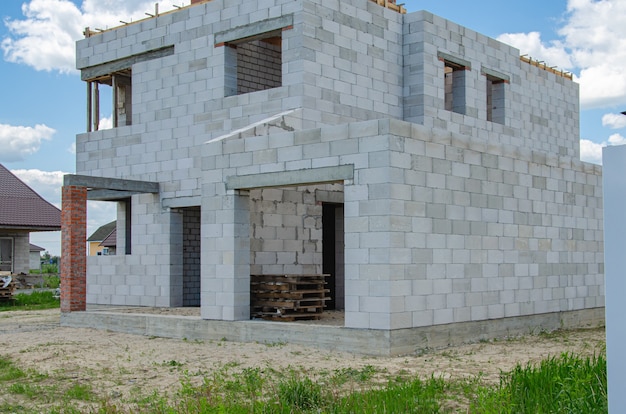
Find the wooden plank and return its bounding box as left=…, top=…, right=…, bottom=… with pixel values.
left=253, top=290, right=330, bottom=300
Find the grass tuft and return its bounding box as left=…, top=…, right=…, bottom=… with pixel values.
left=472, top=352, right=607, bottom=413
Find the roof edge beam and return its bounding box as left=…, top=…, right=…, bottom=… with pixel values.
left=226, top=165, right=354, bottom=190
left=64, top=174, right=159, bottom=193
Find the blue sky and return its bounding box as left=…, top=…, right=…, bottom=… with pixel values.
left=1, top=0, right=626, bottom=255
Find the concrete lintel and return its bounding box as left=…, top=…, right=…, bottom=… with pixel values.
left=226, top=165, right=354, bottom=190
left=87, top=189, right=136, bottom=201
left=315, top=189, right=344, bottom=204
left=81, top=46, right=174, bottom=80
left=162, top=196, right=202, bottom=209
left=215, top=14, right=293, bottom=45
left=481, top=66, right=510, bottom=82
left=64, top=174, right=159, bottom=193
left=437, top=51, right=471, bottom=69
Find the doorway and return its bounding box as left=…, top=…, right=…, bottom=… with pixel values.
left=322, top=203, right=344, bottom=310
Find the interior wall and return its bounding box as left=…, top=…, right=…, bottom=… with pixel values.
left=182, top=206, right=201, bottom=306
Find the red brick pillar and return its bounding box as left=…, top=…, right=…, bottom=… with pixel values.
left=61, top=185, right=87, bottom=312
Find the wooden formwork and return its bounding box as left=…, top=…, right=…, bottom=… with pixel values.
left=369, top=0, right=407, bottom=14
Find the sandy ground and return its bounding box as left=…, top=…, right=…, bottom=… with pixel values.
left=0, top=308, right=606, bottom=409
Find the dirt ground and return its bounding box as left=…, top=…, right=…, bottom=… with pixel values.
left=0, top=308, right=606, bottom=407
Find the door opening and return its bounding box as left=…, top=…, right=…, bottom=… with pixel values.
left=322, top=203, right=344, bottom=310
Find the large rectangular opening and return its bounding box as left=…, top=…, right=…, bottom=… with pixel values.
left=224, top=31, right=282, bottom=97
left=248, top=184, right=344, bottom=322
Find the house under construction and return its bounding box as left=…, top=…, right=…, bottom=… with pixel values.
left=60, top=0, right=604, bottom=355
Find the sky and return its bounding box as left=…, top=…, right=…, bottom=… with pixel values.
left=1, top=0, right=625, bottom=256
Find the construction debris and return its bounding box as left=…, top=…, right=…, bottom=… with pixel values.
left=0, top=274, right=15, bottom=301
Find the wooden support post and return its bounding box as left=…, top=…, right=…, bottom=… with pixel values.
left=93, top=82, right=100, bottom=131
left=112, top=75, right=118, bottom=128
left=87, top=82, right=92, bottom=133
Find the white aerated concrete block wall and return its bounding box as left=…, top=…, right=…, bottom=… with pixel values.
left=76, top=0, right=603, bottom=335
left=201, top=118, right=603, bottom=328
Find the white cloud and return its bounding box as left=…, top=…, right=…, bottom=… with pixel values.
left=497, top=32, right=573, bottom=70
left=10, top=168, right=64, bottom=208
left=580, top=139, right=603, bottom=165
left=0, top=123, right=55, bottom=162
left=602, top=113, right=626, bottom=130
left=608, top=133, right=626, bottom=146
left=2, top=0, right=181, bottom=74
left=98, top=115, right=113, bottom=130
left=497, top=0, right=626, bottom=110
left=68, top=142, right=76, bottom=154
left=580, top=134, right=626, bottom=165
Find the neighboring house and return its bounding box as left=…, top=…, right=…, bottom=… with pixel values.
left=87, top=221, right=117, bottom=256
left=0, top=164, right=61, bottom=274
left=29, top=244, right=45, bottom=271
left=61, top=0, right=603, bottom=354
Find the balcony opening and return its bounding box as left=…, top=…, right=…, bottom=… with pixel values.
left=86, top=69, right=132, bottom=131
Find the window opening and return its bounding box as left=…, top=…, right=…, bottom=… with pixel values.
left=444, top=61, right=467, bottom=114
left=124, top=199, right=132, bottom=255
left=224, top=31, right=282, bottom=97
left=486, top=74, right=506, bottom=124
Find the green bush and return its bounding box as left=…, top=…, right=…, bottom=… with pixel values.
left=42, top=275, right=60, bottom=289
left=41, top=264, right=58, bottom=274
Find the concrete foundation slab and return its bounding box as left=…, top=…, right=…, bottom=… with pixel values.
left=61, top=307, right=604, bottom=356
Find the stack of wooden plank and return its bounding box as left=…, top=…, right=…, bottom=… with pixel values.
left=0, top=275, right=15, bottom=302
left=251, top=274, right=330, bottom=321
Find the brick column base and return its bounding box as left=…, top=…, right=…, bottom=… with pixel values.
left=61, top=185, right=87, bottom=312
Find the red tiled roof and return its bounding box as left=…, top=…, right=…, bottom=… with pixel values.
left=87, top=221, right=116, bottom=241
left=0, top=164, right=61, bottom=231
left=100, top=227, right=117, bottom=247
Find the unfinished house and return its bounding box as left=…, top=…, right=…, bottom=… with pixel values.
left=61, top=0, right=604, bottom=355
left=0, top=164, right=61, bottom=274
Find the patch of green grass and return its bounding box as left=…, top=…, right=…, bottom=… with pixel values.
left=332, top=365, right=379, bottom=385
left=0, top=291, right=59, bottom=311
left=336, top=376, right=447, bottom=414
left=0, top=357, right=26, bottom=381
left=472, top=352, right=607, bottom=413
left=0, top=348, right=607, bottom=414
left=277, top=375, right=324, bottom=411
left=42, top=275, right=60, bottom=289
left=64, top=383, right=95, bottom=401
